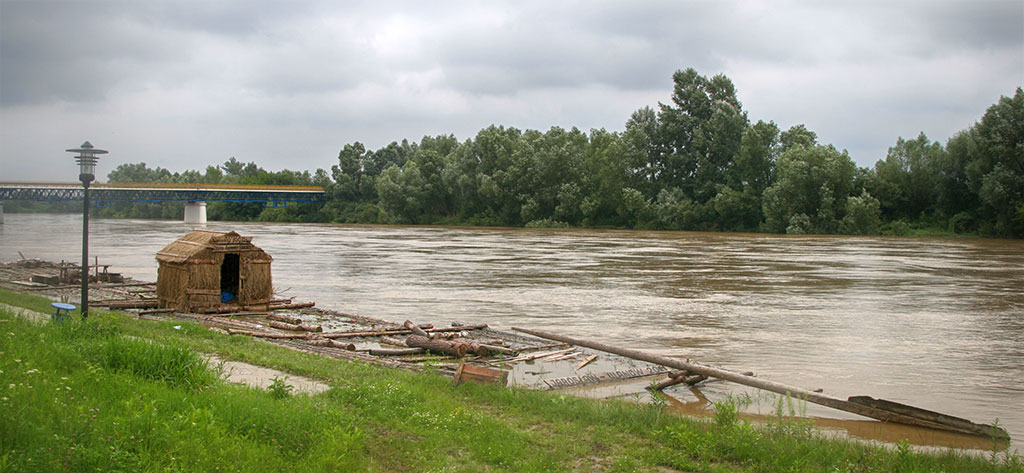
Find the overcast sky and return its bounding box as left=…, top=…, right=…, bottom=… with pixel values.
left=1, top=0, right=1021, bottom=181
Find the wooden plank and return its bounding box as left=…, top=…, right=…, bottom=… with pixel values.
left=453, top=360, right=508, bottom=386
left=575, top=354, right=598, bottom=370
left=848, top=396, right=1008, bottom=439
left=543, top=366, right=671, bottom=389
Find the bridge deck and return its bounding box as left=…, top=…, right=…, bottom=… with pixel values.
left=0, top=181, right=327, bottom=204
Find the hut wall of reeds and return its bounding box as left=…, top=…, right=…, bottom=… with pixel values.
left=155, top=230, right=273, bottom=312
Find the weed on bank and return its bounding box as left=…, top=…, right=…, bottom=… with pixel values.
left=1, top=289, right=1021, bottom=472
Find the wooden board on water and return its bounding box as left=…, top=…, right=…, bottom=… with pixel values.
left=543, top=366, right=671, bottom=390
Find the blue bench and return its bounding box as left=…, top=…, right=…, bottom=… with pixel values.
left=51, top=302, right=76, bottom=322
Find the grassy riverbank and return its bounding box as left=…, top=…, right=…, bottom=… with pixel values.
left=1, top=289, right=1020, bottom=472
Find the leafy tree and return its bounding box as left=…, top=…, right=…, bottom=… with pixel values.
left=732, top=120, right=780, bottom=193
left=937, top=130, right=981, bottom=225
left=762, top=145, right=857, bottom=234
left=779, top=124, right=817, bottom=152
left=713, top=120, right=781, bottom=230
left=867, top=133, right=942, bottom=220
left=968, top=88, right=1024, bottom=237
left=331, top=142, right=367, bottom=200
left=839, top=191, right=882, bottom=235
left=364, top=140, right=414, bottom=177
left=622, top=106, right=664, bottom=194
left=618, top=188, right=653, bottom=228
left=107, top=162, right=173, bottom=183
left=579, top=128, right=629, bottom=226
left=657, top=68, right=748, bottom=202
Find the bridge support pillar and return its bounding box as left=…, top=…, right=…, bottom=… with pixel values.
left=184, top=201, right=207, bottom=225
left=0, top=203, right=4, bottom=224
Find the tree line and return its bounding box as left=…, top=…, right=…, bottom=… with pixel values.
left=15, top=68, right=1022, bottom=238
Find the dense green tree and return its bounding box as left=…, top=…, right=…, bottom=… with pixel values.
left=331, top=142, right=367, bottom=200
left=762, top=145, right=857, bottom=234
left=866, top=133, right=942, bottom=221
left=779, top=124, right=817, bottom=152
left=657, top=68, right=748, bottom=202
left=107, top=162, right=173, bottom=183
left=937, top=130, right=981, bottom=228
left=622, top=106, right=664, bottom=194
left=968, top=88, right=1024, bottom=237
left=732, top=120, right=781, bottom=193
left=578, top=128, right=629, bottom=226
left=839, top=191, right=882, bottom=235
left=712, top=120, right=781, bottom=230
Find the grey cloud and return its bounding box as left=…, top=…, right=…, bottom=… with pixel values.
left=1, top=0, right=1020, bottom=179
left=919, top=1, right=1024, bottom=51
left=432, top=3, right=724, bottom=95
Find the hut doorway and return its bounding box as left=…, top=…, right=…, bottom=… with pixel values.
left=220, top=253, right=240, bottom=302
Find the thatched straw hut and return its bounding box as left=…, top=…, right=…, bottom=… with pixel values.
left=156, top=230, right=273, bottom=312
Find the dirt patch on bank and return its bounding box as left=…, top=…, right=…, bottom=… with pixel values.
left=206, top=355, right=331, bottom=395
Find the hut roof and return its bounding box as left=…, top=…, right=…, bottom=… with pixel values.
left=156, top=230, right=269, bottom=264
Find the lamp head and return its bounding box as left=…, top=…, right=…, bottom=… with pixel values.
left=66, top=141, right=108, bottom=184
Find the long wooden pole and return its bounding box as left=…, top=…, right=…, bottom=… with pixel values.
left=511, top=326, right=1008, bottom=439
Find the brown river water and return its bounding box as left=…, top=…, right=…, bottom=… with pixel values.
left=2, top=213, right=1022, bottom=451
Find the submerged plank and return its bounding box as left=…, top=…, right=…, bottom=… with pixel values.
left=543, top=366, right=671, bottom=389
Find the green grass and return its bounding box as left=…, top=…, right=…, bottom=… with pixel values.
left=1, top=288, right=1021, bottom=472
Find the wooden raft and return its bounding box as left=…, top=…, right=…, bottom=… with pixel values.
left=512, top=326, right=1010, bottom=440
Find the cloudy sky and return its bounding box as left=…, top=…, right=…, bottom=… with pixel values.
left=1, top=0, right=1021, bottom=181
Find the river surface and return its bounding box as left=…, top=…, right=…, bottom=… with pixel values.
left=2, top=213, right=1022, bottom=451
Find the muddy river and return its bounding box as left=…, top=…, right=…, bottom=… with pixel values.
left=2, top=213, right=1021, bottom=451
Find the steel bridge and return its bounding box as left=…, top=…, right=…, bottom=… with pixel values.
left=0, top=181, right=327, bottom=224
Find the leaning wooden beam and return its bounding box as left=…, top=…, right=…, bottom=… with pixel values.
left=653, top=374, right=688, bottom=391
left=138, top=308, right=175, bottom=315
left=511, top=326, right=1009, bottom=440
left=652, top=372, right=709, bottom=391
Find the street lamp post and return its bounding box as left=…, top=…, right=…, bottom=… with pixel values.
left=66, top=141, right=107, bottom=319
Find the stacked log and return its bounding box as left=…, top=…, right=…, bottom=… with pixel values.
left=104, top=300, right=159, bottom=309
left=267, top=313, right=303, bottom=324
left=405, top=335, right=470, bottom=357
left=401, top=320, right=497, bottom=357
left=306, top=338, right=356, bottom=350
left=268, top=320, right=323, bottom=332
